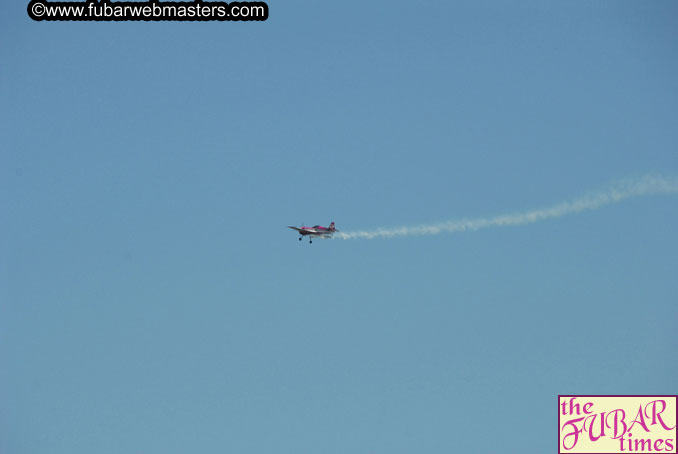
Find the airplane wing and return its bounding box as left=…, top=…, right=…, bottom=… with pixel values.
left=289, top=226, right=316, bottom=234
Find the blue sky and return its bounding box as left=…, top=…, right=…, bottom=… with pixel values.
left=2, top=1, right=677, bottom=453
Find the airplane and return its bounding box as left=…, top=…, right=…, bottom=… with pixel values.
left=288, top=222, right=338, bottom=243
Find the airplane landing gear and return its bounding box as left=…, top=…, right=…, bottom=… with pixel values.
left=299, top=237, right=302, bottom=241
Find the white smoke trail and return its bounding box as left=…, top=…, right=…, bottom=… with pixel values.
left=335, top=175, right=678, bottom=240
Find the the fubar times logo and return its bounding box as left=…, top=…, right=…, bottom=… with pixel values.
left=559, top=396, right=677, bottom=453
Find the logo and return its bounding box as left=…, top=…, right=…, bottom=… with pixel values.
left=559, top=396, right=677, bottom=453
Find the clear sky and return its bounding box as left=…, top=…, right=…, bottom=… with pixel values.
left=2, top=1, right=677, bottom=453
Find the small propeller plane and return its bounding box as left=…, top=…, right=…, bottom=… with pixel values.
left=288, top=222, right=338, bottom=243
